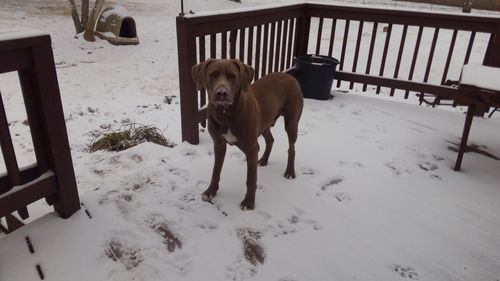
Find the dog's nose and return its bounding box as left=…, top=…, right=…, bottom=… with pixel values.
left=215, top=88, right=229, bottom=99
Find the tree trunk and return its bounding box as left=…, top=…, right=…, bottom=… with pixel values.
left=83, top=0, right=106, bottom=42
left=81, top=0, right=89, bottom=27
left=68, top=0, right=84, bottom=33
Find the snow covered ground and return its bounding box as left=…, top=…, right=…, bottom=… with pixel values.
left=1, top=0, right=500, bottom=280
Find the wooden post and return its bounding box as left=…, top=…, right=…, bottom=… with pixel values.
left=177, top=16, right=200, bottom=144
left=30, top=43, right=80, bottom=218
left=455, top=104, right=475, bottom=171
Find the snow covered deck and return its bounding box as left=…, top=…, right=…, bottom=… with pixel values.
left=1, top=93, right=500, bottom=281
left=1, top=0, right=500, bottom=280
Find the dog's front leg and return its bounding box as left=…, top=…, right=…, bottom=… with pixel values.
left=202, top=140, right=227, bottom=201
left=240, top=144, right=259, bottom=210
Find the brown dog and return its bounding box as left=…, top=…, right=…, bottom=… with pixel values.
left=192, top=59, right=303, bottom=210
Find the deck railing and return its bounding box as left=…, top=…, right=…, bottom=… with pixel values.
left=0, top=31, right=80, bottom=233
left=176, top=3, right=500, bottom=144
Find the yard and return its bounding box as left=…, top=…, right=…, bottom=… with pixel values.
left=1, top=0, right=500, bottom=280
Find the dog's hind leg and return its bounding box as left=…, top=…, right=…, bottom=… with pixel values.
left=258, top=128, right=274, bottom=166
left=284, top=117, right=298, bottom=179
left=202, top=141, right=227, bottom=201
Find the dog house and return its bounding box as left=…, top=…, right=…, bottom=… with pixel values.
left=95, top=5, right=139, bottom=45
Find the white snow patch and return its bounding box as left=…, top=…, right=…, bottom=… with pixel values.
left=461, top=64, right=500, bottom=91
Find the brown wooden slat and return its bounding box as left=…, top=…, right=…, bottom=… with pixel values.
left=376, top=23, right=393, bottom=94
left=198, top=36, right=207, bottom=128
left=423, top=28, right=440, bottom=85
left=221, top=31, right=228, bottom=58
left=336, top=71, right=458, bottom=100
left=336, top=19, right=350, bottom=88
left=350, top=21, right=364, bottom=89
left=390, top=24, right=408, bottom=96
left=441, top=29, right=458, bottom=85
left=239, top=28, right=246, bottom=62
left=199, top=36, right=206, bottom=63
left=229, top=30, right=237, bottom=59
left=294, top=15, right=311, bottom=60
left=255, top=25, right=262, bottom=79
left=482, top=32, right=494, bottom=65
left=0, top=94, right=21, bottom=190
left=31, top=44, right=81, bottom=218
left=262, top=24, right=269, bottom=76
left=328, top=19, right=337, bottom=57
left=274, top=21, right=282, bottom=72
left=464, top=31, right=476, bottom=65
left=405, top=26, right=424, bottom=98
left=315, top=17, right=324, bottom=55
left=280, top=19, right=288, bottom=71
left=210, top=34, right=216, bottom=59
left=285, top=19, right=295, bottom=69
left=248, top=26, right=254, bottom=67
left=268, top=22, right=276, bottom=74
left=362, top=22, right=378, bottom=91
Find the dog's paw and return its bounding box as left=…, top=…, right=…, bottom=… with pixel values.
left=240, top=197, right=255, bottom=211
left=283, top=168, right=296, bottom=179
left=201, top=193, right=213, bottom=202
left=257, top=158, right=268, bottom=166
left=201, top=187, right=218, bottom=202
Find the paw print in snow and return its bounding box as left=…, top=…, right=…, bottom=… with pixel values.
left=389, top=264, right=420, bottom=280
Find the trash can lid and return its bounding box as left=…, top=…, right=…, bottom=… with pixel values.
left=296, top=54, right=339, bottom=66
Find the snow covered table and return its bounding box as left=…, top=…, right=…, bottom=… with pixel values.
left=454, top=64, right=500, bottom=171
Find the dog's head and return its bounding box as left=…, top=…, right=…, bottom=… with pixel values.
left=192, top=59, right=254, bottom=109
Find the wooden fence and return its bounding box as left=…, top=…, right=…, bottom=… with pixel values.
left=0, top=31, right=80, bottom=233
left=176, top=2, right=500, bottom=144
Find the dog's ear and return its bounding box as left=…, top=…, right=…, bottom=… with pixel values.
left=232, top=60, right=255, bottom=92
left=191, top=59, right=212, bottom=90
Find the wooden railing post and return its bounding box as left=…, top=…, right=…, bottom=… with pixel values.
left=29, top=44, right=81, bottom=218
left=294, top=8, right=311, bottom=60
left=483, top=24, right=500, bottom=67
left=177, top=16, right=200, bottom=144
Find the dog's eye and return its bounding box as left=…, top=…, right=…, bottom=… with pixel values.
left=208, top=73, right=218, bottom=79
left=226, top=73, right=236, bottom=80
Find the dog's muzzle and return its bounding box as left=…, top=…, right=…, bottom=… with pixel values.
left=213, top=87, right=232, bottom=107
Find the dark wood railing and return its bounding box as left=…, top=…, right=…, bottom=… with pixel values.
left=177, top=3, right=500, bottom=144
left=0, top=31, right=80, bottom=233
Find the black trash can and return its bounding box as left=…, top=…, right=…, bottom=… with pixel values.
left=292, top=55, right=339, bottom=100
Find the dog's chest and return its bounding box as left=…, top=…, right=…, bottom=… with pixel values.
left=222, top=129, right=238, bottom=145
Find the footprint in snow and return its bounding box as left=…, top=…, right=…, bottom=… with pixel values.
left=226, top=229, right=265, bottom=281
left=182, top=148, right=198, bottom=159
left=104, top=239, right=144, bottom=270
left=389, top=264, right=420, bottom=280
left=338, top=160, right=364, bottom=169
left=385, top=158, right=412, bottom=176
left=147, top=219, right=183, bottom=253
left=299, top=166, right=316, bottom=176
left=319, top=177, right=344, bottom=192
left=417, top=161, right=438, bottom=172
left=333, top=192, right=352, bottom=204
left=272, top=209, right=322, bottom=237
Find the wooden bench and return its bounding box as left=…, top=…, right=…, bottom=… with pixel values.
left=454, top=65, right=500, bottom=171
